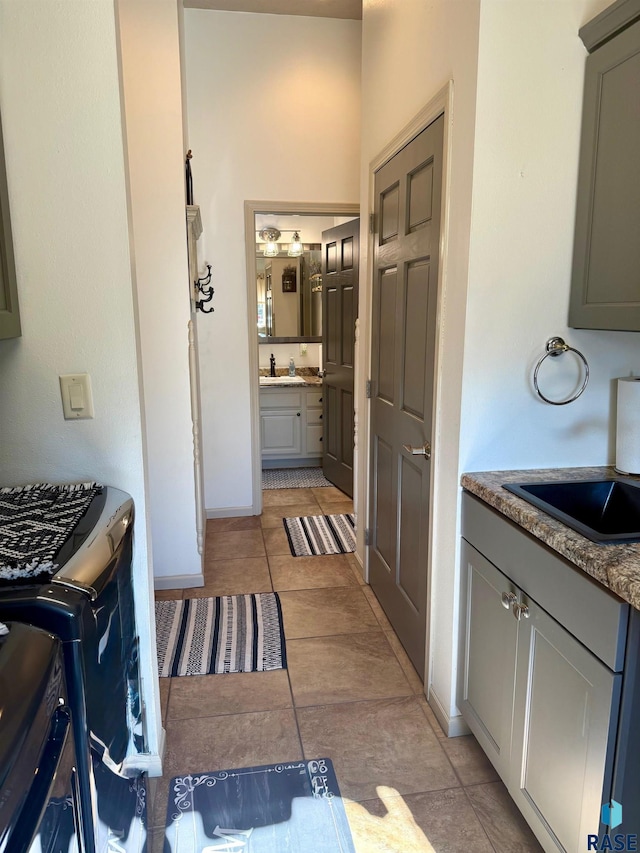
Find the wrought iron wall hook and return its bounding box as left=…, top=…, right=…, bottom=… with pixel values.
left=195, top=264, right=214, bottom=313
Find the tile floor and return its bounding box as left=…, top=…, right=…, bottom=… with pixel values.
left=150, top=485, right=542, bottom=852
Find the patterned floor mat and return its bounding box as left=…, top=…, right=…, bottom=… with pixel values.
left=262, top=468, right=333, bottom=489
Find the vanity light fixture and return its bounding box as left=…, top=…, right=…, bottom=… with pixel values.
left=259, top=227, right=281, bottom=257
left=288, top=231, right=303, bottom=257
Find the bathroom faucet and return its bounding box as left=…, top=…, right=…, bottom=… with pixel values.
left=270, top=353, right=276, bottom=377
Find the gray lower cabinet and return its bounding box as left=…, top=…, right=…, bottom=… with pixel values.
left=459, top=542, right=517, bottom=781
left=569, top=3, right=640, bottom=331
left=460, top=493, right=628, bottom=853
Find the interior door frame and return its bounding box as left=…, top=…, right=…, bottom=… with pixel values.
left=244, top=200, right=359, bottom=515
left=362, top=82, right=454, bottom=689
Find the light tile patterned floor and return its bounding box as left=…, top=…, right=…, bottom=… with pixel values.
left=151, top=488, right=543, bottom=852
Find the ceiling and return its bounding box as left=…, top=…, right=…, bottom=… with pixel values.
left=183, top=0, right=362, bottom=20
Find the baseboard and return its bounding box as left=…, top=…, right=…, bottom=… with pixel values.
left=427, top=686, right=471, bottom=738
left=351, top=551, right=364, bottom=570
left=206, top=506, right=255, bottom=518
left=154, top=573, right=204, bottom=590
left=261, top=459, right=322, bottom=469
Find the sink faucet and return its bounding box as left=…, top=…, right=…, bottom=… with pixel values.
left=270, top=353, right=276, bottom=377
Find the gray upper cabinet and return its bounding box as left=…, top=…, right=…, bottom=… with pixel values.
left=569, top=0, right=640, bottom=332
left=0, top=113, right=20, bottom=340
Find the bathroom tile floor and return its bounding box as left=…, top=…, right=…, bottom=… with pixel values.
left=150, top=486, right=542, bottom=852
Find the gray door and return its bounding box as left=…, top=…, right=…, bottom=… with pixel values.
left=368, top=116, right=443, bottom=676
left=322, top=218, right=359, bottom=497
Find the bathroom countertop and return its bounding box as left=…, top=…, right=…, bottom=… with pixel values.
left=461, top=466, right=640, bottom=610
left=258, top=375, right=322, bottom=387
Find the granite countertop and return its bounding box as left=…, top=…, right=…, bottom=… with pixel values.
left=461, top=466, right=640, bottom=610
left=258, top=371, right=322, bottom=388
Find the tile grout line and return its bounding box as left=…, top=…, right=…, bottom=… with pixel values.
left=263, top=517, right=305, bottom=761
left=460, top=784, right=506, bottom=853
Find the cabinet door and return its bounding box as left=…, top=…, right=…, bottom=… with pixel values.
left=459, top=540, right=518, bottom=779
left=260, top=410, right=302, bottom=456
left=569, top=19, right=640, bottom=331
left=510, top=597, right=619, bottom=852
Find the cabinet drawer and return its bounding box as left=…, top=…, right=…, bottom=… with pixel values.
left=307, top=390, right=323, bottom=408
left=307, top=425, right=323, bottom=454
left=307, top=406, right=323, bottom=426
left=259, top=390, right=303, bottom=409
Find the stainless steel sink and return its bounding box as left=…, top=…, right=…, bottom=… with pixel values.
left=503, top=478, right=640, bottom=543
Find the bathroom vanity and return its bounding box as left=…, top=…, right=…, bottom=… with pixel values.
left=259, top=379, right=323, bottom=467
left=459, top=468, right=640, bottom=853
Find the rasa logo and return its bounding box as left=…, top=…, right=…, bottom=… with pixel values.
left=586, top=801, right=638, bottom=851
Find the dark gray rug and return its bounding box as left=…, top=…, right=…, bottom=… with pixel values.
left=155, top=594, right=286, bottom=677
left=262, top=467, right=333, bottom=489
left=164, top=758, right=355, bottom=852
left=0, top=482, right=102, bottom=583
left=283, top=514, right=356, bottom=557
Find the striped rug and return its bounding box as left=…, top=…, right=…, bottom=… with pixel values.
left=155, top=593, right=286, bottom=678
left=283, top=513, right=356, bottom=557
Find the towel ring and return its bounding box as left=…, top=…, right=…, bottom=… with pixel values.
left=533, top=337, right=589, bottom=406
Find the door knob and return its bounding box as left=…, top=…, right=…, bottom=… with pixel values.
left=512, top=602, right=530, bottom=621
left=402, top=442, right=431, bottom=459
left=501, top=591, right=517, bottom=610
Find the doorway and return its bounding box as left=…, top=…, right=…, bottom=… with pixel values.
left=244, top=201, right=359, bottom=516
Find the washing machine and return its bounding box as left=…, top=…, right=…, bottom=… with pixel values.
left=0, top=621, right=82, bottom=853
left=0, top=485, right=147, bottom=853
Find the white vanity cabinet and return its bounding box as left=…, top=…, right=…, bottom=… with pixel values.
left=260, top=385, right=323, bottom=466
left=460, top=492, right=628, bottom=853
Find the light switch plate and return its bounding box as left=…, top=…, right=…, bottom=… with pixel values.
left=59, top=373, right=94, bottom=419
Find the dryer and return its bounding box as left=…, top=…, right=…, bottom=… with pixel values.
left=0, top=486, right=147, bottom=853
left=0, top=622, right=82, bottom=853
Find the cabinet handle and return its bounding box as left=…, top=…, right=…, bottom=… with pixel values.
left=319, top=397, right=322, bottom=403
left=297, top=412, right=301, bottom=417
left=501, top=591, right=517, bottom=610
left=319, top=414, right=323, bottom=420
left=512, top=602, right=530, bottom=621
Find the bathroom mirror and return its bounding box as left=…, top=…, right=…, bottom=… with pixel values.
left=252, top=211, right=354, bottom=343
left=256, top=247, right=322, bottom=342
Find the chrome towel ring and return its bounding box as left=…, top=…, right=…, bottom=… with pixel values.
left=533, top=337, right=590, bottom=405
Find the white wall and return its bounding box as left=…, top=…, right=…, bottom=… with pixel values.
left=116, top=0, right=202, bottom=587
left=361, top=0, right=639, bottom=729
left=359, top=0, right=482, bottom=722
left=259, top=343, right=321, bottom=372
left=184, top=10, right=361, bottom=513
left=442, top=0, right=637, bottom=721
left=0, top=0, right=162, bottom=761
left=461, top=0, right=634, bottom=475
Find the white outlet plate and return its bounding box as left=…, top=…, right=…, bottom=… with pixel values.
left=59, top=373, right=94, bottom=419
